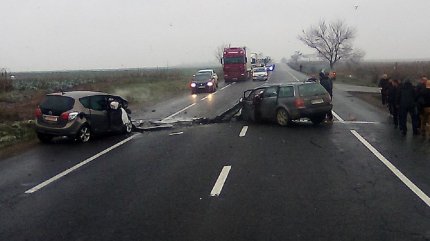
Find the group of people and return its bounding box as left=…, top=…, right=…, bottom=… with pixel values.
left=379, top=74, right=430, bottom=136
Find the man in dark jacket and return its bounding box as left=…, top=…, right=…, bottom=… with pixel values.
left=378, top=74, right=390, bottom=105
left=398, top=79, right=419, bottom=135
left=387, top=79, right=400, bottom=128
left=319, top=71, right=333, bottom=121
left=416, top=76, right=430, bottom=136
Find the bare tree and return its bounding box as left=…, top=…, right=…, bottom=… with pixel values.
left=299, top=20, right=360, bottom=69
left=215, top=44, right=229, bottom=63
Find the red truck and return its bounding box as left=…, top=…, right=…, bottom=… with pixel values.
left=221, top=47, right=250, bottom=82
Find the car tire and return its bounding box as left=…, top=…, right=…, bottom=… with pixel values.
left=75, top=125, right=91, bottom=143
left=310, top=115, right=325, bottom=125
left=276, top=108, right=290, bottom=126
left=37, top=133, right=53, bottom=143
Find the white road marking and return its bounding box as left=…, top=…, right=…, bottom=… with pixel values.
left=162, top=103, right=196, bottom=121
left=169, top=132, right=184, bottom=136
left=332, top=111, right=345, bottom=122
left=239, top=126, right=248, bottom=137
left=201, top=96, right=209, bottom=101
left=220, top=84, right=232, bottom=91
left=342, top=121, right=379, bottom=124
left=350, top=130, right=430, bottom=207
left=286, top=70, right=300, bottom=82
left=25, top=135, right=136, bottom=194
left=210, top=166, right=232, bottom=197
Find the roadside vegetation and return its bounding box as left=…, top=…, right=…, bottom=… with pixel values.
left=289, top=60, right=430, bottom=87
left=0, top=67, right=221, bottom=150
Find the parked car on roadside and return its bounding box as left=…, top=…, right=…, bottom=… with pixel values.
left=190, top=72, right=218, bottom=94
left=35, top=91, right=133, bottom=143
left=252, top=67, right=268, bottom=81
left=240, top=82, right=332, bottom=125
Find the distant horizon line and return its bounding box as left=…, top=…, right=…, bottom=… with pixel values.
left=5, top=58, right=430, bottom=73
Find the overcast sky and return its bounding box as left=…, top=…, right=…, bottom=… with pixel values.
left=1, top=0, right=430, bottom=71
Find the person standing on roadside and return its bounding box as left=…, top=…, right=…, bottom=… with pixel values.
left=320, top=71, right=333, bottom=121
left=398, top=79, right=419, bottom=136
left=387, top=79, right=400, bottom=128
left=378, top=74, right=390, bottom=106
left=416, top=76, right=430, bottom=136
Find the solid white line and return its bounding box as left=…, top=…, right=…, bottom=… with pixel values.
left=220, top=84, right=232, bottom=91
left=343, top=121, right=379, bottom=124
left=350, top=130, right=430, bottom=207
left=25, top=135, right=136, bottom=194
left=332, top=111, right=345, bottom=122
left=210, top=166, right=232, bottom=197
left=162, top=103, right=196, bottom=120
left=239, top=126, right=248, bottom=137
left=286, top=70, right=300, bottom=82
left=201, top=96, right=208, bottom=101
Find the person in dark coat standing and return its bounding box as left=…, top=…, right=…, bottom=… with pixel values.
left=398, top=79, right=419, bottom=136
left=387, top=79, right=400, bottom=128
left=378, top=74, right=390, bottom=106
left=415, top=75, right=428, bottom=131
left=319, top=71, right=333, bottom=121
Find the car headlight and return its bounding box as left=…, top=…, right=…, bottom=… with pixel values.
left=191, top=83, right=196, bottom=88
left=207, top=82, right=213, bottom=86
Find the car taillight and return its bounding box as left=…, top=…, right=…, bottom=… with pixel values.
left=60, top=112, right=79, bottom=121
left=295, top=98, right=305, bottom=109
left=60, top=112, right=69, bottom=121
left=35, top=107, right=42, bottom=118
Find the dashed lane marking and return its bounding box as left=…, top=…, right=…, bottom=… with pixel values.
left=220, top=84, right=232, bottom=91
left=25, top=135, right=137, bottom=194
left=351, top=130, right=430, bottom=208
left=239, top=126, right=248, bottom=137
left=210, top=166, right=232, bottom=197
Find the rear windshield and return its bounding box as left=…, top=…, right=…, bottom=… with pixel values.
left=40, top=95, right=75, bottom=115
left=254, top=68, right=266, bottom=72
left=298, top=83, right=328, bottom=97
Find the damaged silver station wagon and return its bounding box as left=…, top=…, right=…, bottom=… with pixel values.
left=240, top=82, right=333, bottom=126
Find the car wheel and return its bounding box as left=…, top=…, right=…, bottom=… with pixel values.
left=276, top=108, right=290, bottom=126
left=76, top=125, right=91, bottom=143
left=310, top=115, right=325, bottom=125
left=37, top=133, right=53, bottom=143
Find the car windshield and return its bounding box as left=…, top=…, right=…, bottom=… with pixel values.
left=223, top=57, right=245, bottom=64
left=40, top=95, right=75, bottom=115
left=194, top=74, right=211, bottom=81
left=298, top=83, right=328, bottom=97
left=254, top=68, right=266, bottom=72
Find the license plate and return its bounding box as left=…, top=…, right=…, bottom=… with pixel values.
left=311, top=99, right=324, bottom=104
left=44, top=115, right=58, bottom=122
left=198, top=86, right=206, bottom=89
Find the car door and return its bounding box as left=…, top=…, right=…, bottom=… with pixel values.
left=89, top=95, right=110, bottom=133
left=242, top=88, right=265, bottom=121
left=259, top=86, right=279, bottom=119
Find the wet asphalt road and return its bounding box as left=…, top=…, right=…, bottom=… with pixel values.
left=1, top=64, right=430, bottom=241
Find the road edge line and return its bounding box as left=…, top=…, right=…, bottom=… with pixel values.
left=25, top=135, right=136, bottom=194
left=350, top=130, right=430, bottom=207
